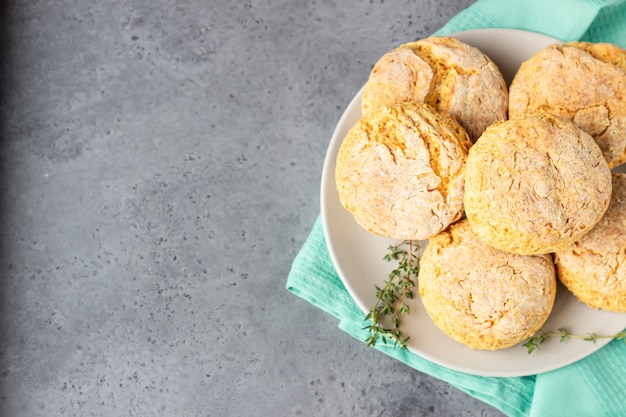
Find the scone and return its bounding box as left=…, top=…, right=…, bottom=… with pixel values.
left=418, top=219, right=556, bottom=350
left=554, top=173, right=626, bottom=312
left=361, top=36, right=508, bottom=142
left=464, top=113, right=612, bottom=255
left=335, top=103, right=471, bottom=240
left=509, top=41, right=626, bottom=168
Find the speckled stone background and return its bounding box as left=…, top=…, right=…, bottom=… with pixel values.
left=0, top=0, right=508, bottom=416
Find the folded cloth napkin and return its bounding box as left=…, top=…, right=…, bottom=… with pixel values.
left=287, top=1, right=626, bottom=416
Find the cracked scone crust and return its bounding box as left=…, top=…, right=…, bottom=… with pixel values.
left=361, top=36, right=508, bottom=142
left=335, top=103, right=471, bottom=240
left=464, top=113, right=612, bottom=255
left=554, top=173, right=626, bottom=312
left=419, top=219, right=556, bottom=350
left=509, top=41, right=626, bottom=168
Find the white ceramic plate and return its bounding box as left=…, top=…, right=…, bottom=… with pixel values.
left=321, top=28, right=626, bottom=377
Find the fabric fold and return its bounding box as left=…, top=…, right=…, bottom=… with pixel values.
left=439, top=0, right=604, bottom=41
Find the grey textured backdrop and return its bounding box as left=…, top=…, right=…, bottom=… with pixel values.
left=0, top=1, right=507, bottom=416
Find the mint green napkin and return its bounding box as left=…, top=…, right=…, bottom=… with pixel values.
left=287, top=1, right=626, bottom=416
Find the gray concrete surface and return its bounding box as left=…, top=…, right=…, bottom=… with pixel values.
left=0, top=0, right=508, bottom=416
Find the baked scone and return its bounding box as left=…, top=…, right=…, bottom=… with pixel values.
left=419, top=219, right=556, bottom=350
left=335, top=103, right=471, bottom=240
left=509, top=41, right=626, bottom=168
left=464, top=113, right=612, bottom=255
left=361, top=36, right=508, bottom=142
left=554, top=173, right=626, bottom=312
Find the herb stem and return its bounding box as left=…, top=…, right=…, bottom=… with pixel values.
left=523, top=328, right=626, bottom=354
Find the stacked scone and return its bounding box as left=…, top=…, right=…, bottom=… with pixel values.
left=335, top=36, right=626, bottom=350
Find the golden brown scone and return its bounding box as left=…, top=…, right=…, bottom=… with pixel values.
left=554, top=173, right=626, bottom=312
left=509, top=41, right=626, bottom=168
left=419, top=219, right=556, bottom=350
left=361, top=36, right=508, bottom=142
left=464, top=113, right=612, bottom=255
left=335, top=103, right=471, bottom=240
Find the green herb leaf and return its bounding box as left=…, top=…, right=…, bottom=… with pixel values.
left=584, top=333, right=597, bottom=343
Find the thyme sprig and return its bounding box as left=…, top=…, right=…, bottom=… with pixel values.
left=523, top=328, right=626, bottom=354
left=363, top=241, right=419, bottom=349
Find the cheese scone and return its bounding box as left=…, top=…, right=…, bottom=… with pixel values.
left=509, top=41, right=626, bottom=168
left=361, top=36, right=508, bottom=142
left=419, top=219, right=556, bottom=350
left=464, top=113, right=612, bottom=255
left=335, top=103, right=471, bottom=240
left=554, top=173, right=626, bottom=312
